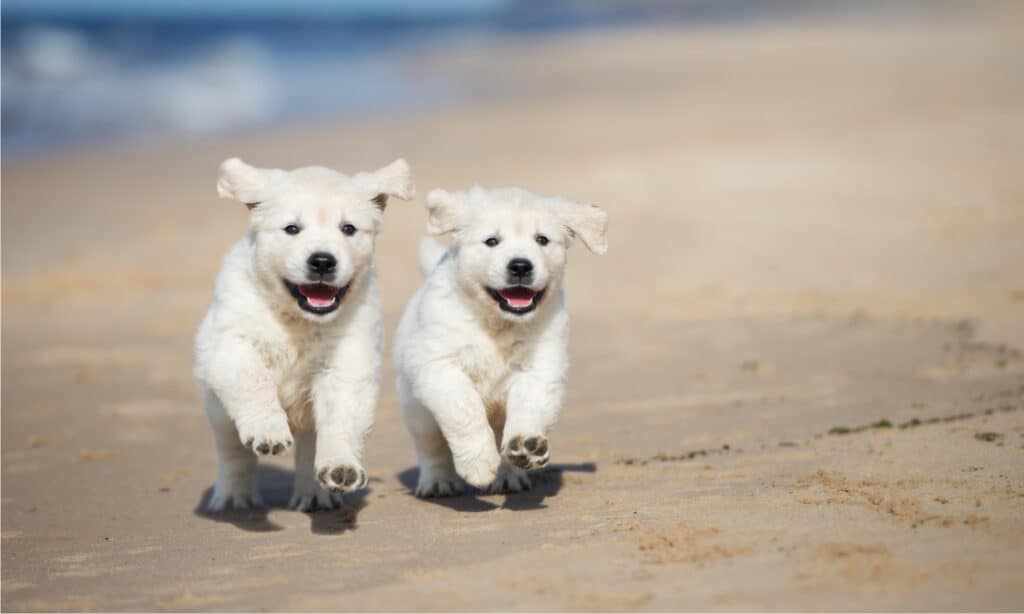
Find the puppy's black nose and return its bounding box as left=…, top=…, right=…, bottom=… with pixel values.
left=507, top=258, right=533, bottom=278
left=308, top=252, right=337, bottom=274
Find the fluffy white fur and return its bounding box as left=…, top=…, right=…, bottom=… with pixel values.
left=394, top=186, right=607, bottom=496
left=195, top=157, right=414, bottom=512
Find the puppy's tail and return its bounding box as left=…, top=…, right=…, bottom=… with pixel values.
left=418, top=236, right=447, bottom=277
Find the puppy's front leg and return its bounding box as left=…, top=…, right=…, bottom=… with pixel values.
left=311, top=368, right=377, bottom=495
left=204, top=390, right=261, bottom=511
left=502, top=342, right=568, bottom=470
left=206, top=337, right=294, bottom=456
left=289, top=430, right=341, bottom=511
left=415, top=366, right=501, bottom=489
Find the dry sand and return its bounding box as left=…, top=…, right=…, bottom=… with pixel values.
left=3, top=4, right=1024, bottom=611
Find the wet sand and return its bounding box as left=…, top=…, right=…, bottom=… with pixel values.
left=3, top=4, right=1023, bottom=610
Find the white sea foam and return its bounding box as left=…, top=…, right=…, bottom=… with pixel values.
left=2, top=27, right=297, bottom=153
left=1, top=0, right=745, bottom=157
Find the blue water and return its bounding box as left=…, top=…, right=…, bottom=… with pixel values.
left=1, top=0, right=814, bottom=159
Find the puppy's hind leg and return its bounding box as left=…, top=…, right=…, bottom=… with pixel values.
left=289, top=429, right=341, bottom=512
left=205, top=391, right=262, bottom=512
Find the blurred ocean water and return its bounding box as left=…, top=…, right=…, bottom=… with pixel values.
left=1, top=0, right=814, bottom=159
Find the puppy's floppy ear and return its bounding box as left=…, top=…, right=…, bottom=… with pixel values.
left=217, top=158, right=273, bottom=210
left=551, top=198, right=608, bottom=255
left=424, top=188, right=468, bottom=236
left=364, top=158, right=415, bottom=211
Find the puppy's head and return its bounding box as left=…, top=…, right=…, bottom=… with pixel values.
left=425, top=186, right=607, bottom=323
left=217, top=157, right=414, bottom=322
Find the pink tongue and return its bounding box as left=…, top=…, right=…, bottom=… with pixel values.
left=498, top=287, right=537, bottom=308
left=299, top=284, right=338, bottom=307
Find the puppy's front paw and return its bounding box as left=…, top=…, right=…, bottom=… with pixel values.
left=237, top=413, right=293, bottom=456
left=316, top=463, right=368, bottom=494
left=485, top=461, right=531, bottom=494
left=453, top=446, right=501, bottom=489
left=415, top=466, right=463, bottom=498
left=504, top=435, right=549, bottom=470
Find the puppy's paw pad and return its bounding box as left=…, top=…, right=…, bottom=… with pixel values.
left=237, top=415, right=293, bottom=457
left=288, top=490, right=342, bottom=512
left=316, top=464, right=368, bottom=494
left=207, top=491, right=263, bottom=513
left=505, top=435, right=550, bottom=470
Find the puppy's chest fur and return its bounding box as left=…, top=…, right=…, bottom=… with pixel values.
left=455, top=327, right=532, bottom=410
left=256, top=324, right=338, bottom=430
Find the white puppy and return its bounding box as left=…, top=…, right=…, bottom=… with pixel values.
left=195, top=157, right=414, bottom=512
left=394, top=186, right=607, bottom=496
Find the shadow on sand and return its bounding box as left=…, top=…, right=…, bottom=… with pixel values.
left=194, top=464, right=369, bottom=535
left=396, top=462, right=597, bottom=512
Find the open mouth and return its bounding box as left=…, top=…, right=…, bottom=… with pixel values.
left=486, top=286, right=546, bottom=315
left=285, top=281, right=349, bottom=315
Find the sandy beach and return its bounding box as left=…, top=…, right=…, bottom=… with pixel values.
left=3, top=3, right=1024, bottom=610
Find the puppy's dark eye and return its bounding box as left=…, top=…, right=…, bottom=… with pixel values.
left=535, top=234, right=550, bottom=246
left=341, top=223, right=357, bottom=236
left=284, top=224, right=301, bottom=235
left=484, top=237, right=500, bottom=247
